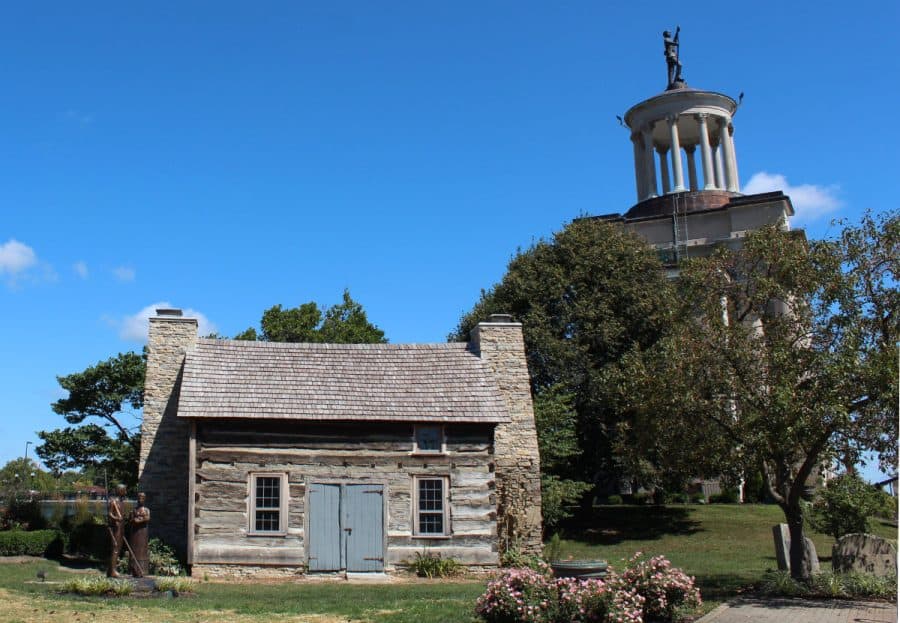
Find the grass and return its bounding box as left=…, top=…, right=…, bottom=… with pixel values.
left=0, top=504, right=894, bottom=622
left=551, top=503, right=898, bottom=609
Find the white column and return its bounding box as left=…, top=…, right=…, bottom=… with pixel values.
left=726, top=122, right=740, bottom=190
left=685, top=145, right=698, bottom=191
left=667, top=115, right=686, bottom=192
left=695, top=113, right=715, bottom=190
left=641, top=126, right=658, bottom=199
left=631, top=133, right=645, bottom=201
left=719, top=118, right=738, bottom=192
left=657, top=146, right=671, bottom=194
left=714, top=143, right=725, bottom=190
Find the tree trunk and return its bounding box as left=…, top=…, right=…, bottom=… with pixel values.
left=785, top=503, right=813, bottom=580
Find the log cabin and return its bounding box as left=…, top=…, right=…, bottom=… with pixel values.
left=138, top=309, right=541, bottom=577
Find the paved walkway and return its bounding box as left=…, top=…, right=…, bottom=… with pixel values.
left=698, top=597, right=897, bottom=623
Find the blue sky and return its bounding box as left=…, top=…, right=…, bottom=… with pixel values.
left=1, top=2, right=897, bottom=482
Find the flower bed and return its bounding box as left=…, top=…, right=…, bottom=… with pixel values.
left=475, top=554, right=700, bottom=623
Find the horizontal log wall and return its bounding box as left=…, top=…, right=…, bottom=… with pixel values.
left=193, top=420, right=498, bottom=570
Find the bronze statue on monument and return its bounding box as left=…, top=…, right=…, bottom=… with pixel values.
left=663, top=27, right=685, bottom=90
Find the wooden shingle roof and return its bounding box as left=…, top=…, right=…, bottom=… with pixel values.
left=177, top=338, right=510, bottom=423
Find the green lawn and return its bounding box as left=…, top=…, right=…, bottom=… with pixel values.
left=552, top=503, right=898, bottom=606
left=0, top=504, right=895, bottom=622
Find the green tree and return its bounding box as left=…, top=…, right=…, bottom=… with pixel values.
left=452, top=217, right=675, bottom=499
left=533, top=386, right=591, bottom=529
left=37, top=293, right=387, bottom=483
left=235, top=290, right=386, bottom=344
left=37, top=351, right=145, bottom=487
left=614, top=211, right=898, bottom=579
left=809, top=473, right=883, bottom=540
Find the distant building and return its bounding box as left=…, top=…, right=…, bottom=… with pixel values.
left=595, top=40, right=798, bottom=270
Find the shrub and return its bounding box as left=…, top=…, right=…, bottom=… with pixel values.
left=841, top=572, right=898, bottom=600
left=541, top=475, right=591, bottom=531
left=63, top=575, right=132, bottom=596
left=155, top=576, right=196, bottom=593
left=407, top=552, right=461, bottom=578
left=476, top=555, right=697, bottom=623
left=606, top=495, right=623, bottom=505
left=761, top=570, right=898, bottom=601
left=475, top=567, right=557, bottom=623
left=1, top=498, right=45, bottom=531
left=631, top=491, right=653, bottom=506
left=759, top=570, right=806, bottom=596
left=0, top=529, right=63, bottom=557
left=556, top=576, right=644, bottom=623
left=620, top=553, right=701, bottom=621
left=149, top=538, right=182, bottom=575
left=689, top=492, right=706, bottom=504
left=709, top=489, right=739, bottom=504
left=501, top=546, right=550, bottom=574
left=667, top=492, right=690, bottom=504
left=809, top=473, right=882, bottom=540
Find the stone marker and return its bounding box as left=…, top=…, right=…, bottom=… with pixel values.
left=772, top=524, right=820, bottom=574
left=832, top=533, right=897, bottom=577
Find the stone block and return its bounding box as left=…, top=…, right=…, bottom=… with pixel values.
left=832, top=533, right=897, bottom=577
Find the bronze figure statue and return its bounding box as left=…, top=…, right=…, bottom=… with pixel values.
left=106, top=484, right=127, bottom=577
left=663, top=27, right=684, bottom=89
left=129, top=492, right=150, bottom=577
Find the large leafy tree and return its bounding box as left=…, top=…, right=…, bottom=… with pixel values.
left=37, top=351, right=145, bottom=487
left=452, top=217, right=676, bottom=513
left=235, top=289, right=387, bottom=344
left=38, top=292, right=386, bottom=485
left=614, top=211, right=898, bottom=579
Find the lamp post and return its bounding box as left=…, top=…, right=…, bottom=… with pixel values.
left=25, top=441, right=31, bottom=463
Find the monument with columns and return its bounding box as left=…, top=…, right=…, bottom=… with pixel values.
left=598, top=29, right=796, bottom=267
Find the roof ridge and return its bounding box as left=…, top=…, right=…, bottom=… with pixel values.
left=195, top=338, right=470, bottom=351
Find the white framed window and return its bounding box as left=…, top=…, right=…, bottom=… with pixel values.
left=413, top=425, right=445, bottom=454
left=249, top=473, right=288, bottom=535
left=413, top=476, right=450, bottom=537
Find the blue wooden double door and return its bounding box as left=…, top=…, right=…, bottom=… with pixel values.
left=308, top=483, right=384, bottom=572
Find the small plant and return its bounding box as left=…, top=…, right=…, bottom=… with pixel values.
left=759, top=570, right=806, bottom=596
left=606, top=494, right=623, bottom=505
left=841, top=572, right=898, bottom=600
left=500, top=545, right=550, bottom=573
left=408, top=552, right=461, bottom=578
left=63, top=575, right=133, bottom=596
left=543, top=533, right=562, bottom=562
left=808, top=571, right=847, bottom=598
left=148, top=538, right=182, bottom=575
left=475, top=567, right=557, bottom=623
left=155, top=576, right=196, bottom=593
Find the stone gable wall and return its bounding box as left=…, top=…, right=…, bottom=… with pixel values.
left=470, top=320, right=543, bottom=555
left=139, top=315, right=197, bottom=559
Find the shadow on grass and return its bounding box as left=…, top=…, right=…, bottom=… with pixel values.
left=693, top=573, right=757, bottom=604
left=559, top=505, right=703, bottom=545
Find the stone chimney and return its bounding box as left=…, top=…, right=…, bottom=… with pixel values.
left=139, top=308, right=198, bottom=559
left=470, top=314, right=543, bottom=555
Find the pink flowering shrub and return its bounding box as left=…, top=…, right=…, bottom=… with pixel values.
left=619, top=553, right=701, bottom=621
left=476, top=554, right=700, bottom=623
left=476, top=569, right=644, bottom=623
left=475, top=567, right=557, bottom=623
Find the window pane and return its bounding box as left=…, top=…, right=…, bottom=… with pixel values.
left=417, top=478, right=445, bottom=534
left=416, top=426, right=442, bottom=451
left=255, top=510, right=279, bottom=532
left=419, top=512, right=443, bottom=534
left=419, top=479, right=443, bottom=511
left=254, top=476, right=281, bottom=532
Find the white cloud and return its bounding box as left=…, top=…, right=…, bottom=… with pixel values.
left=113, top=266, right=136, bottom=282
left=743, top=172, right=842, bottom=222
left=0, top=239, right=37, bottom=276
left=63, top=109, right=94, bottom=126
left=73, top=261, right=89, bottom=279
left=118, top=301, right=216, bottom=342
